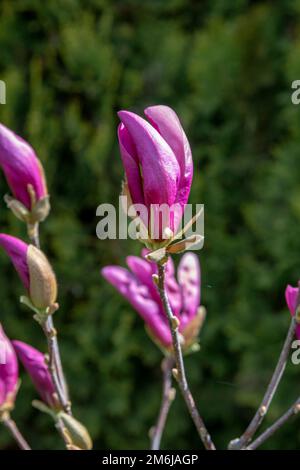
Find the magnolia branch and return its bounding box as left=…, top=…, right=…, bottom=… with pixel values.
left=150, top=356, right=175, bottom=450
left=230, top=313, right=298, bottom=449
left=157, top=263, right=216, bottom=450
left=29, top=223, right=72, bottom=417
left=1, top=413, right=31, bottom=450
left=247, top=398, right=300, bottom=450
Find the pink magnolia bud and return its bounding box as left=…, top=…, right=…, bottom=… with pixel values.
left=12, top=341, right=57, bottom=408
left=0, top=234, right=57, bottom=310
left=0, top=325, right=19, bottom=412
left=117, top=106, right=193, bottom=241
left=101, top=251, right=202, bottom=350
left=0, top=123, right=47, bottom=210
left=285, top=284, right=300, bottom=339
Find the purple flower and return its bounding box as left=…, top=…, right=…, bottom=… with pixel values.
left=0, top=234, right=57, bottom=310
left=0, top=123, right=47, bottom=209
left=101, top=252, right=201, bottom=349
left=0, top=325, right=19, bottom=411
left=118, top=106, right=193, bottom=240
left=12, top=341, right=57, bottom=408
left=285, top=284, right=300, bottom=339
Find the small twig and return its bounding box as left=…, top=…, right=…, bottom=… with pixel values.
left=42, top=317, right=71, bottom=415
left=2, top=413, right=31, bottom=450
left=27, top=222, right=40, bottom=249
left=150, top=356, right=175, bottom=450
left=157, top=263, right=216, bottom=450
left=247, top=399, right=300, bottom=450
left=230, top=316, right=297, bottom=449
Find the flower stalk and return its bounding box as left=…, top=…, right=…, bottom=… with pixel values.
left=157, top=262, right=216, bottom=450
left=28, top=222, right=71, bottom=417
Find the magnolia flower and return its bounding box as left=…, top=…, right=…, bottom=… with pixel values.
left=0, top=123, right=47, bottom=208
left=118, top=105, right=193, bottom=241
left=0, top=234, right=57, bottom=310
left=0, top=324, right=19, bottom=412
left=13, top=341, right=58, bottom=409
left=102, top=251, right=204, bottom=350
left=285, top=284, right=300, bottom=338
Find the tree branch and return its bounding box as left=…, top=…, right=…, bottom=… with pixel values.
left=157, top=263, right=216, bottom=450
left=229, top=317, right=297, bottom=449
left=247, top=398, right=300, bottom=450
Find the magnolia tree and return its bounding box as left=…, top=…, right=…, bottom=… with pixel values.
left=0, top=107, right=299, bottom=451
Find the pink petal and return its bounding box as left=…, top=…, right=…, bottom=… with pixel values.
left=13, top=340, right=56, bottom=407
left=0, top=123, right=47, bottom=208
left=0, top=324, right=18, bottom=407
left=0, top=234, right=29, bottom=290
left=144, top=105, right=193, bottom=229
left=118, top=111, right=180, bottom=236
left=285, top=284, right=300, bottom=339
left=177, top=253, right=201, bottom=327
left=126, top=255, right=160, bottom=303
left=285, top=285, right=299, bottom=315
left=101, top=266, right=172, bottom=347
left=117, top=124, right=145, bottom=207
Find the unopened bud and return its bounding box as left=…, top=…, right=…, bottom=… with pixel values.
left=59, top=413, right=93, bottom=450
left=27, top=245, right=57, bottom=310
left=171, top=316, right=180, bottom=329
left=259, top=405, right=267, bottom=417
left=168, top=388, right=176, bottom=401
left=152, top=274, right=159, bottom=286
left=172, top=368, right=178, bottom=380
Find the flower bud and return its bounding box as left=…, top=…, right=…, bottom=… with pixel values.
left=118, top=106, right=193, bottom=243
left=27, top=245, right=57, bottom=310
left=59, top=413, right=93, bottom=450
left=0, top=234, right=57, bottom=311
left=0, top=123, right=48, bottom=219
left=285, top=283, right=300, bottom=339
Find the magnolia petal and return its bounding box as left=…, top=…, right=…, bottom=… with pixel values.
left=101, top=266, right=172, bottom=347
left=0, top=123, right=47, bottom=209
left=118, top=111, right=180, bottom=211
left=13, top=340, right=56, bottom=408
left=117, top=124, right=145, bottom=207
left=177, top=253, right=201, bottom=323
left=0, top=325, right=18, bottom=408
left=0, top=234, right=30, bottom=290
left=285, top=284, right=300, bottom=339
left=144, top=105, right=193, bottom=210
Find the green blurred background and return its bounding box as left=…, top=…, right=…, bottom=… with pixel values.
left=0, top=0, right=300, bottom=450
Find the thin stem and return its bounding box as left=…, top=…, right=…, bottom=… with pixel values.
left=42, top=317, right=71, bottom=415
left=230, top=316, right=297, bottom=450
left=27, top=222, right=40, bottom=249
left=28, top=222, right=71, bottom=416
left=247, top=398, right=300, bottom=450
left=2, top=414, right=31, bottom=450
left=150, top=356, right=175, bottom=450
left=157, top=263, right=216, bottom=450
